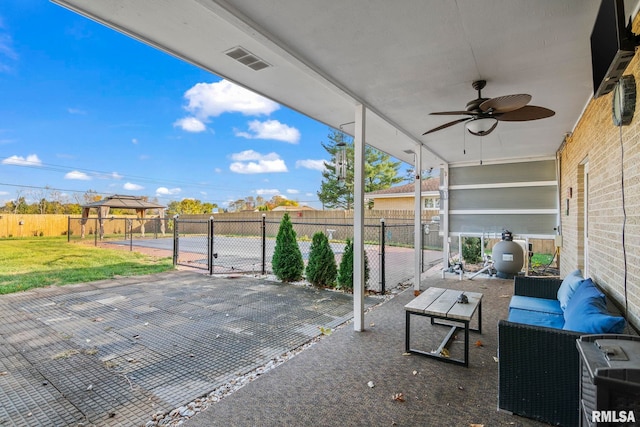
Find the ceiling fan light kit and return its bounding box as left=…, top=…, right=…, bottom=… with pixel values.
left=423, top=80, right=555, bottom=136
left=466, top=117, right=498, bottom=136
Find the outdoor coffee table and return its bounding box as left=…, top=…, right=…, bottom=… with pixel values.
left=405, top=287, right=483, bottom=367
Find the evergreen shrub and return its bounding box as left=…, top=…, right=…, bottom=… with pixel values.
left=272, top=213, right=304, bottom=282
left=305, top=231, right=337, bottom=287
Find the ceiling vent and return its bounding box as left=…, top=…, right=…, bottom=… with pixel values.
left=224, top=46, right=270, bottom=71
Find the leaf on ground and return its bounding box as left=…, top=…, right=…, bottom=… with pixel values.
left=318, top=326, right=332, bottom=336
left=470, top=424, right=485, bottom=427
left=499, top=294, right=511, bottom=298
left=402, top=352, right=412, bottom=356
left=0, top=371, right=8, bottom=376
left=92, top=317, right=104, bottom=322
left=440, top=348, right=450, bottom=358
left=367, top=381, right=375, bottom=388
left=412, top=370, right=418, bottom=376
left=475, top=340, right=483, bottom=347
left=413, top=290, right=421, bottom=297
left=493, top=356, right=499, bottom=363
left=392, top=393, right=405, bottom=402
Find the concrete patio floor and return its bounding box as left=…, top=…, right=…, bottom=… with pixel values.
left=0, top=270, right=378, bottom=426
left=184, top=270, right=550, bottom=427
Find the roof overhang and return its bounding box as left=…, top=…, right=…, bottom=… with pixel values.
left=51, top=0, right=640, bottom=169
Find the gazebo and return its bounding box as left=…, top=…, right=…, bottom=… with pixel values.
left=80, top=195, right=166, bottom=239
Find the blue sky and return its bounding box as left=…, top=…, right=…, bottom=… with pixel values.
left=0, top=1, right=345, bottom=210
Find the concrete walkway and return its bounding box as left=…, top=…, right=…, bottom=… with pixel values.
left=0, top=271, right=376, bottom=426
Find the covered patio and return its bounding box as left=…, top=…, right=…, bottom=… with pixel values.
left=42, top=1, right=640, bottom=424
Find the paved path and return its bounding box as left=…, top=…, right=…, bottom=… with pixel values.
left=0, top=271, right=376, bottom=426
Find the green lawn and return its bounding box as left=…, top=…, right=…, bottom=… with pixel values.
left=0, top=237, right=174, bottom=294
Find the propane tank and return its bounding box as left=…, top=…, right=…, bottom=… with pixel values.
left=492, top=230, right=524, bottom=279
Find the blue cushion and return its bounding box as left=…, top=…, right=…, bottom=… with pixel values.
left=508, top=307, right=565, bottom=329
left=562, top=279, right=626, bottom=334
left=509, top=295, right=563, bottom=315
left=557, top=269, right=583, bottom=311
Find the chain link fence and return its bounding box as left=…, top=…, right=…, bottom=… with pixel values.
left=68, top=215, right=443, bottom=294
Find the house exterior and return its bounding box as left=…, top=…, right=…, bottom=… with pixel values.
left=365, top=178, right=440, bottom=214
left=556, top=14, right=640, bottom=328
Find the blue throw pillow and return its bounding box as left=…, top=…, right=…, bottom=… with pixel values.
left=563, top=278, right=626, bottom=334
left=557, top=269, right=583, bottom=311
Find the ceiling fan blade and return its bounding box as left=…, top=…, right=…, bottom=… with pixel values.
left=422, top=118, right=470, bottom=135
left=480, top=94, right=531, bottom=113
left=496, top=105, right=555, bottom=121
left=429, top=110, right=479, bottom=116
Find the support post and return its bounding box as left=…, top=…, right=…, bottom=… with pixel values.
left=353, top=104, right=366, bottom=332
left=380, top=218, right=386, bottom=294
left=414, top=148, right=422, bottom=292
left=441, top=166, right=450, bottom=275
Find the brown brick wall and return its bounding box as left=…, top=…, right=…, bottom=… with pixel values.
left=558, top=15, right=640, bottom=328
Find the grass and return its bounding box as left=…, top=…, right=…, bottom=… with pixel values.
left=0, top=237, right=174, bottom=295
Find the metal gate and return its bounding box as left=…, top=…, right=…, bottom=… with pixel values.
left=173, top=217, right=266, bottom=274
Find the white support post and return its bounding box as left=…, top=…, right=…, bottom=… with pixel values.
left=353, top=104, right=366, bottom=332
left=414, top=149, right=422, bottom=292
left=441, top=166, right=450, bottom=275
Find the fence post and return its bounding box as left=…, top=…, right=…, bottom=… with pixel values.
left=94, top=218, right=98, bottom=247
left=380, top=218, right=386, bottom=294
left=172, top=216, right=179, bottom=266
left=128, top=219, right=133, bottom=251
left=67, top=216, right=70, bottom=243
left=261, top=213, right=266, bottom=275
left=208, top=216, right=214, bottom=275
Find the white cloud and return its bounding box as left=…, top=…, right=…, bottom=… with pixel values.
left=256, top=188, right=280, bottom=196
left=124, top=182, right=144, bottom=191
left=132, top=138, right=138, bottom=144
left=235, top=120, right=300, bottom=143
left=65, top=170, right=91, bottom=180
left=286, top=189, right=299, bottom=194
left=229, top=150, right=287, bottom=174
left=183, top=79, right=279, bottom=118
left=0, top=191, right=9, bottom=196
left=214, top=167, right=222, bottom=173
left=173, top=117, right=206, bottom=133
left=0, top=31, right=18, bottom=73
left=67, top=108, right=87, bottom=115
left=2, top=154, right=42, bottom=166
left=156, top=187, right=182, bottom=196
left=295, top=159, right=326, bottom=171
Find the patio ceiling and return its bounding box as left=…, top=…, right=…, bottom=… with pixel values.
left=52, top=0, right=639, bottom=169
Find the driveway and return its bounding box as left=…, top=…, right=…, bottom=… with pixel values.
left=0, top=271, right=377, bottom=426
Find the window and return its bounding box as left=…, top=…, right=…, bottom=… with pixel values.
left=423, top=197, right=439, bottom=209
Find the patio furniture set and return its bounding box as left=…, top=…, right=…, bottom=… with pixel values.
left=405, top=270, right=632, bottom=427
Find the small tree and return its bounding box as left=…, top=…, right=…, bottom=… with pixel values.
left=306, top=232, right=337, bottom=287
left=461, top=237, right=482, bottom=264
left=337, top=238, right=370, bottom=290
left=272, top=213, right=304, bottom=282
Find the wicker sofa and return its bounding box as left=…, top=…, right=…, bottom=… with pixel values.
left=498, top=275, right=625, bottom=427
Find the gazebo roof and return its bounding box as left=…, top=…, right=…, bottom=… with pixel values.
left=82, top=194, right=165, bottom=210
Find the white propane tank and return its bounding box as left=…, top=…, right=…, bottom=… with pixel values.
left=492, top=230, right=524, bottom=278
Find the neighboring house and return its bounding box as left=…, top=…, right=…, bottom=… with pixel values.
left=365, top=178, right=440, bottom=213
left=271, top=205, right=316, bottom=212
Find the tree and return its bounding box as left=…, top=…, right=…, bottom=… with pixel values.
left=272, top=213, right=304, bottom=282
left=305, top=232, right=337, bottom=287
left=337, top=238, right=369, bottom=290
left=317, top=129, right=404, bottom=209
left=166, top=198, right=218, bottom=216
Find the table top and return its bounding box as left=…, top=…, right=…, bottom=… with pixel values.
left=405, top=287, right=483, bottom=321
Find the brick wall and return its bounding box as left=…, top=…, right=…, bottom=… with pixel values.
left=558, top=15, right=640, bottom=328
